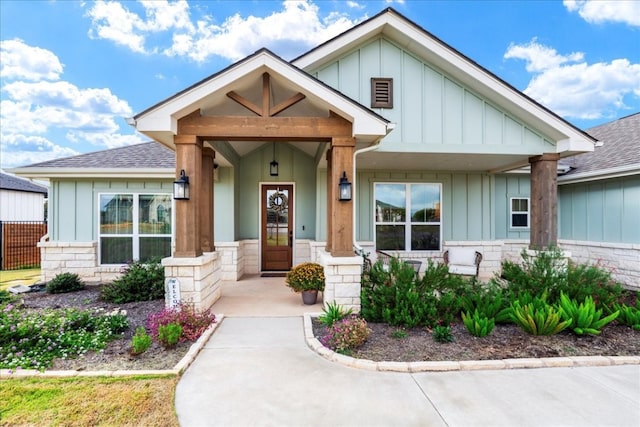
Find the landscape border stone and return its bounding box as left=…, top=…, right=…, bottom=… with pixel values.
left=302, top=313, right=640, bottom=372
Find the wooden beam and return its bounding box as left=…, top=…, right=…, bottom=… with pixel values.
left=270, top=93, right=306, bottom=116
left=529, top=153, right=559, bottom=249
left=178, top=115, right=352, bottom=140
left=226, top=91, right=262, bottom=117
left=262, top=73, right=270, bottom=118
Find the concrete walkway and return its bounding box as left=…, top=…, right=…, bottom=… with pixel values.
left=175, top=278, right=640, bottom=427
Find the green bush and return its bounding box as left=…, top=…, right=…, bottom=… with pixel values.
left=361, top=257, right=473, bottom=328
left=432, top=325, right=454, bottom=343
left=318, top=301, right=353, bottom=327
left=509, top=295, right=570, bottom=336
left=613, top=300, right=640, bottom=330
left=46, top=273, right=85, bottom=294
left=157, top=323, right=182, bottom=349
left=461, top=285, right=511, bottom=324
left=558, top=292, right=619, bottom=335
left=461, top=309, right=495, bottom=337
left=0, top=290, right=16, bottom=305
left=100, top=258, right=165, bottom=304
left=130, top=326, right=152, bottom=355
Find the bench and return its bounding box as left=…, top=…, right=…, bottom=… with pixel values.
left=443, top=248, right=482, bottom=277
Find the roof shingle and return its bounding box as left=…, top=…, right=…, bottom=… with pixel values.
left=0, top=172, right=48, bottom=194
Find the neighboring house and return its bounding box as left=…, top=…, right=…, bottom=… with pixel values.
left=558, top=113, right=640, bottom=286
left=16, top=8, right=636, bottom=311
left=0, top=172, right=48, bottom=221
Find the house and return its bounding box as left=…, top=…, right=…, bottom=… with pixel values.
left=15, top=7, right=632, bottom=311
left=558, top=112, right=640, bottom=287
left=0, top=172, right=48, bottom=221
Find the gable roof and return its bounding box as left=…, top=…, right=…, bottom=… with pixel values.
left=0, top=172, right=48, bottom=194
left=559, top=112, right=640, bottom=184
left=132, top=48, right=392, bottom=150
left=8, top=142, right=175, bottom=179
left=293, top=7, right=595, bottom=156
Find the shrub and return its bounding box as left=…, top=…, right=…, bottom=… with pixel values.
left=100, top=258, right=165, bottom=303
left=285, top=262, right=325, bottom=292
left=461, top=309, right=495, bottom=337
left=613, top=300, right=640, bottom=330
left=146, top=303, right=216, bottom=343
left=558, top=292, right=619, bottom=335
left=157, top=323, right=182, bottom=349
left=318, top=301, right=353, bottom=327
left=0, top=290, right=16, bottom=305
left=508, top=295, right=570, bottom=336
left=130, top=327, right=152, bottom=355
left=0, top=306, right=128, bottom=371
left=432, top=325, right=454, bottom=343
left=361, top=258, right=472, bottom=328
left=46, top=273, right=85, bottom=294
left=460, top=285, right=511, bottom=324
left=319, top=316, right=371, bottom=354
left=391, top=328, right=408, bottom=339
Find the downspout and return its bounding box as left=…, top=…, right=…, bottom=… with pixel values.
left=352, top=123, right=395, bottom=254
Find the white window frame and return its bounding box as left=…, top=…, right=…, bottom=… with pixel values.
left=98, top=192, right=173, bottom=265
left=509, top=197, right=530, bottom=229
left=373, top=182, right=442, bottom=251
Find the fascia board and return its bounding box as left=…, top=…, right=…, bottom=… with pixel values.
left=9, top=168, right=175, bottom=180
left=557, top=165, right=640, bottom=185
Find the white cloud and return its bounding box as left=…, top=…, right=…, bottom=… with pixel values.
left=85, top=0, right=360, bottom=63
left=1, top=133, right=80, bottom=168
left=505, top=39, right=640, bottom=120
left=0, top=39, right=64, bottom=81
left=564, top=0, right=640, bottom=27
left=0, top=41, right=145, bottom=169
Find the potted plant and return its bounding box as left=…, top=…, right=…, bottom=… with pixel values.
left=285, top=262, right=325, bottom=305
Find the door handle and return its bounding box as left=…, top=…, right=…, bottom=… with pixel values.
left=289, top=230, right=293, bottom=247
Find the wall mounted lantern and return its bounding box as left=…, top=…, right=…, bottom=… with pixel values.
left=338, top=171, right=352, bottom=201
left=173, top=169, right=190, bottom=200
left=270, top=142, right=279, bottom=176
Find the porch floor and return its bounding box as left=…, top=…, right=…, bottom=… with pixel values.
left=210, top=275, right=325, bottom=317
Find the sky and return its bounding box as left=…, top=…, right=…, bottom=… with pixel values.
left=1, top=0, right=639, bottom=170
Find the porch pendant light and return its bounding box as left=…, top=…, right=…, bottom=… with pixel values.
left=270, top=142, right=279, bottom=176
left=338, top=171, right=352, bottom=201
left=173, top=169, right=190, bottom=200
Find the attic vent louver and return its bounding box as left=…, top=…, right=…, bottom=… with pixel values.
left=371, top=78, right=393, bottom=108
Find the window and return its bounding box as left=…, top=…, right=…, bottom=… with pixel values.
left=99, top=193, right=172, bottom=264
left=371, top=78, right=393, bottom=108
left=510, top=197, right=529, bottom=228
left=375, top=183, right=441, bottom=251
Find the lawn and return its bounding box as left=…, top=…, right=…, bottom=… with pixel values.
left=0, top=268, right=41, bottom=291
left=0, top=375, right=179, bottom=426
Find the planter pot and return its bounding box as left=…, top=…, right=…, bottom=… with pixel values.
left=301, top=290, right=318, bottom=305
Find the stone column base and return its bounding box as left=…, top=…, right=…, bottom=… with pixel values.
left=162, top=252, right=221, bottom=312
left=318, top=249, right=362, bottom=313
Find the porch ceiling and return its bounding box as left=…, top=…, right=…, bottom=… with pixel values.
left=355, top=151, right=534, bottom=173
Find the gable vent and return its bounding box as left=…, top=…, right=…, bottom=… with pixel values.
left=371, top=78, right=393, bottom=108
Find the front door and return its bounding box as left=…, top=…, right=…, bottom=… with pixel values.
left=261, top=185, right=293, bottom=271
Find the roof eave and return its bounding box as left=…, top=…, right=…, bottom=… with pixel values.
left=558, top=164, right=640, bottom=185
left=9, top=167, right=175, bottom=180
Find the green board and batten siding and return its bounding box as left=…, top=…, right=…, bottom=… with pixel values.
left=50, top=179, right=172, bottom=241
left=559, top=176, right=640, bottom=244
left=313, top=37, right=555, bottom=152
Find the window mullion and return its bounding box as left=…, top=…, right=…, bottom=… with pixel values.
left=132, top=194, right=140, bottom=260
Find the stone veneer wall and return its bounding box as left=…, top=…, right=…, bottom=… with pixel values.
left=317, top=249, right=362, bottom=313
left=215, top=242, right=244, bottom=280
left=39, top=239, right=122, bottom=283
left=162, top=252, right=221, bottom=311
left=240, top=240, right=259, bottom=275
left=558, top=240, right=640, bottom=290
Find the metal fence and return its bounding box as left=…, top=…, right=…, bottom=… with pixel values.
left=0, top=221, right=47, bottom=270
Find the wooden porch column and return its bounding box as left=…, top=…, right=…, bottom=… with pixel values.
left=201, top=148, right=215, bottom=253
left=328, top=137, right=355, bottom=257
left=529, top=153, right=560, bottom=249
left=174, top=135, right=203, bottom=258
left=325, top=148, right=333, bottom=252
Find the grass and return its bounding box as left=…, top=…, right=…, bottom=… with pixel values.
left=0, top=375, right=179, bottom=426
left=0, top=268, right=41, bottom=291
